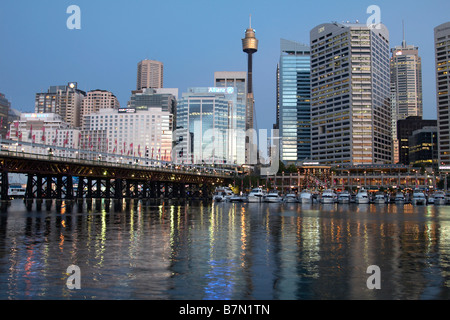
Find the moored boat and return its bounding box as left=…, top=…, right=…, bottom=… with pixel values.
left=320, top=189, right=336, bottom=204
left=411, top=189, right=426, bottom=205
left=264, top=191, right=283, bottom=203
left=284, top=193, right=298, bottom=203
left=299, top=190, right=313, bottom=204
left=355, top=188, right=369, bottom=204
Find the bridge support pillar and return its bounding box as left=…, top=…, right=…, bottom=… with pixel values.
left=0, top=171, right=9, bottom=202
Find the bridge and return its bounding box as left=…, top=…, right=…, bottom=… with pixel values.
left=0, top=140, right=236, bottom=210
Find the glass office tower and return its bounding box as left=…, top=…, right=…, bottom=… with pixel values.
left=278, top=39, right=311, bottom=162
left=175, top=87, right=242, bottom=165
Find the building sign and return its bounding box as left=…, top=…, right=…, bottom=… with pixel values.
left=207, top=87, right=234, bottom=94
left=118, top=107, right=136, bottom=113
left=23, top=113, right=51, bottom=118
left=440, top=166, right=450, bottom=171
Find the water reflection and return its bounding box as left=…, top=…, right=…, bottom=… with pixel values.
left=0, top=199, right=450, bottom=299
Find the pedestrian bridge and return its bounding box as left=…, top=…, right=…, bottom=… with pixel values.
left=0, top=148, right=236, bottom=206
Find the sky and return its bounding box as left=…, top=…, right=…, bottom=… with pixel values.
left=0, top=0, right=449, bottom=132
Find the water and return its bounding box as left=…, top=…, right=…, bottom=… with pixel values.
left=1, top=198, right=450, bottom=300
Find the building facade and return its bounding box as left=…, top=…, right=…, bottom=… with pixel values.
left=408, top=126, right=438, bottom=168
left=127, top=88, right=177, bottom=114
left=8, top=113, right=80, bottom=158
left=435, top=22, right=450, bottom=168
left=0, top=93, right=11, bottom=138
left=82, top=107, right=173, bottom=163
left=81, top=89, right=120, bottom=120
left=136, top=59, right=164, bottom=90
left=390, top=41, right=423, bottom=164
left=175, top=87, right=244, bottom=165
left=397, top=116, right=437, bottom=165
left=310, top=22, right=391, bottom=166
left=35, top=82, right=86, bottom=128
left=278, top=39, right=311, bottom=163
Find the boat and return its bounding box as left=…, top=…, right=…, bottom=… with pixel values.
left=394, top=192, right=405, bottom=204
left=284, top=193, right=298, bottom=203
left=373, top=193, right=386, bottom=204
left=299, top=190, right=313, bottom=204
left=264, top=191, right=283, bottom=203
left=320, top=189, right=336, bottom=204
left=213, top=187, right=234, bottom=202
left=433, top=190, right=446, bottom=205
left=427, top=193, right=435, bottom=204
left=8, top=184, right=26, bottom=198
left=355, top=188, right=369, bottom=204
left=229, top=194, right=245, bottom=202
left=337, top=191, right=350, bottom=204
left=411, top=189, right=426, bottom=205
left=247, top=187, right=265, bottom=203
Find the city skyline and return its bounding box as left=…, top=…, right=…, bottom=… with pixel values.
left=0, top=0, right=449, bottom=133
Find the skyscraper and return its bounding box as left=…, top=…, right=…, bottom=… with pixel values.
left=277, top=39, right=311, bottom=163
left=137, top=59, right=164, bottom=90
left=175, top=87, right=242, bottom=165
left=390, top=31, right=423, bottom=164
left=310, top=22, right=391, bottom=165
left=35, top=82, right=86, bottom=128
left=214, top=71, right=248, bottom=165
left=435, top=22, right=450, bottom=167
left=242, top=16, right=258, bottom=164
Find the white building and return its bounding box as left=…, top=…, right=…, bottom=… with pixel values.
left=8, top=113, right=80, bottom=158
left=82, top=107, right=173, bottom=163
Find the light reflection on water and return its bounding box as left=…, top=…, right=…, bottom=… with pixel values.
left=1, top=199, right=450, bottom=300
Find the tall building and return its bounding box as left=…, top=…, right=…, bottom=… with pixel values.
left=214, top=71, right=247, bottom=163
left=242, top=17, right=258, bottom=163
left=277, top=39, right=311, bottom=163
left=175, top=87, right=244, bottom=165
left=397, top=116, right=437, bottom=165
left=81, top=89, right=120, bottom=119
left=310, top=22, right=391, bottom=165
left=435, top=22, right=450, bottom=168
left=390, top=34, right=423, bottom=164
left=0, top=93, right=11, bottom=137
left=137, top=59, right=163, bottom=90
left=35, top=82, right=86, bottom=128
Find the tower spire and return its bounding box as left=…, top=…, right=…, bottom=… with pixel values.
left=402, top=20, right=406, bottom=47
left=249, top=14, right=252, bottom=28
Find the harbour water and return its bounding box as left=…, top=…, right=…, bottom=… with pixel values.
left=1, top=198, right=450, bottom=300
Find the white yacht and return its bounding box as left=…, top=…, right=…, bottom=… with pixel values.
left=355, top=188, right=369, bottom=204
left=337, top=191, right=350, bottom=204
left=433, top=190, right=446, bottom=205
left=299, top=190, right=313, bottom=204
left=247, top=187, right=265, bottom=203
left=213, top=187, right=233, bottom=202
left=427, top=193, right=435, bottom=204
left=264, top=191, right=283, bottom=203
left=284, top=193, right=298, bottom=203
left=373, top=193, right=386, bottom=204
left=394, top=192, right=405, bottom=204
left=320, top=189, right=336, bottom=204
left=411, top=190, right=426, bottom=206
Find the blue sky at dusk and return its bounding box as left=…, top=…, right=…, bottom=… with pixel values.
left=1, top=0, right=449, bottom=131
